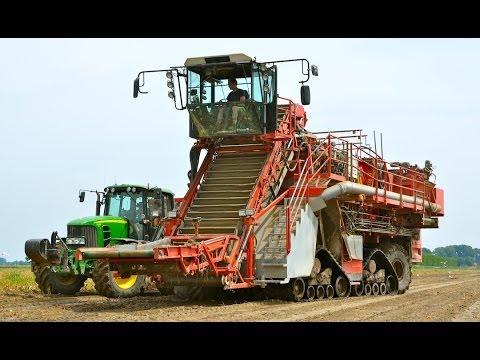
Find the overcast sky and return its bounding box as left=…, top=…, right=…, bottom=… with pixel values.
left=0, top=38, right=476, bottom=260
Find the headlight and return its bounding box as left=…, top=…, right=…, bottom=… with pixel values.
left=239, top=208, right=255, bottom=217
left=245, top=208, right=255, bottom=216
left=66, top=237, right=86, bottom=245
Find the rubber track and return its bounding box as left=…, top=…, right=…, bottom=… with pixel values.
left=317, top=248, right=352, bottom=297
left=363, top=247, right=399, bottom=294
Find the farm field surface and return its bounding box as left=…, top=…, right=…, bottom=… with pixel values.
left=0, top=267, right=479, bottom=322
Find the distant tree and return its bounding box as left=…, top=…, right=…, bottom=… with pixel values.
left=422, top=253, right=457, bottom=267
left=7, top=260, right=30, bottom=266
left=422, top=247, right=432, bottom=254
left=427, top=245, right=478, bottom=267
left=0, top=257, right=6, bottom=265
left=444, top=245, right=457, bottom=258
left=457, top=245, right=474, bottom=258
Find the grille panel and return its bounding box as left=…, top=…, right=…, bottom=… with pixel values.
left=67, top=225, right=98, bottom=247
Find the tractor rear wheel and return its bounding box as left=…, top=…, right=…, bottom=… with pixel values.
left=92, top=259, right=146, bottom=298
left=33, top=264, right=57, bottom=294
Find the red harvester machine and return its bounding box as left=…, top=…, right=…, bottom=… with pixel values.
left=76, top=53, right=444, bottom=300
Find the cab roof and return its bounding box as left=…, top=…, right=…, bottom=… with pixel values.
left=105, top=184, right=174, bottom=196
left=184, top=53, right=252, bottom=67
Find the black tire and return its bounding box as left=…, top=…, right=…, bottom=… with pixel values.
left=33, top=264, right=57, bottom=294
left=92, top=260, right=146, bottom=298
left=156, top=285, right=175, bottom=296
left=384, top=244, right=411, bottom=294
left=173, top=286, right=224, bottom=301
left=49, top=273, right=86, bottom=295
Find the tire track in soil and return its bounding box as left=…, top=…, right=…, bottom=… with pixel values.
left=202, top=278, right=467, bottom=322
left=274, top=276, right=480, bottom=322
left=451, top=301, right=480, bottom=322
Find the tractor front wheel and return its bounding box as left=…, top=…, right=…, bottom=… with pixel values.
left=33, top=264, right=57, bottom=294
left=49, top=273, right=86, bottom=295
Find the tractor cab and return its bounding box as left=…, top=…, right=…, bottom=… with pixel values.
left=102, top=185, right=175, bottom=241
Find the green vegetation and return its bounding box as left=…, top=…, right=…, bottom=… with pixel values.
left=421, top=253, right=457, bottom=267
left=422, top=244, right=480, bottom=267
left=0, top=266, right=96, bottom=294
left=0, top=266, right=36, bottom=292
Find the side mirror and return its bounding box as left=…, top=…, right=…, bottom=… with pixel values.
left=301, top=85, right=310, bottom=105
left=133, top=78, right=140, bottom=98
left=154, top=189, right=163, bottom=199
left=311, top=64, right=319, bottom=76
left=79, top=191, right=85, bottom=203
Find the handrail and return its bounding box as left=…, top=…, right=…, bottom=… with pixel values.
left=284, top=130, right=437, bottom=239
left=254, top=189, right=289, bottom=221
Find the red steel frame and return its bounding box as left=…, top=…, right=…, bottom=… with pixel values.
left=76, top=97, right=444, bottom=289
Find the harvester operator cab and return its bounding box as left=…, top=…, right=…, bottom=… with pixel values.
left=184, top=54, right=275, bottom=138
left=132, top=53, right=318, bottom=139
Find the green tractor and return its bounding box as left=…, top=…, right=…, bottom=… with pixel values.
left=25, top=184, right=176, bottom=297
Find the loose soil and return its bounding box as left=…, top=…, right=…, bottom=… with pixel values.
left=1, top=268, right=479, bottom=322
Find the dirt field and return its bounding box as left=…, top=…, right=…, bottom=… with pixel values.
left=1, top=268, right=479, bottom=322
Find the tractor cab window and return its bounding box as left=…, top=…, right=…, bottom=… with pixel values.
left=146, top=193, right=173, bottom=219
left=107, top=195, right=121, bottom=216
left=106, top=191, right=143, bottom=223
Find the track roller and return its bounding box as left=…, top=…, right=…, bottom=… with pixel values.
left=290, top=278, right=305, bottom=302
left=364, top=283, right=372, bottom=296
left=379, top=282, right=387, bottom=295
left=325, top=284, right=334, bottom=299
left=386, top=275, right=398, bottom=295
left=306, top=285, right=316, bottom=301
left=351, top=283, right=364, bottom=297
left=316, top=285, right=325, bottom=299
left=334, top=275, right=349, bottom=298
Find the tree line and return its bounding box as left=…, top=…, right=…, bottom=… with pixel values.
left=422, top=244, right=480, bottom=267
left=0, top=258, right=30, bottom=266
